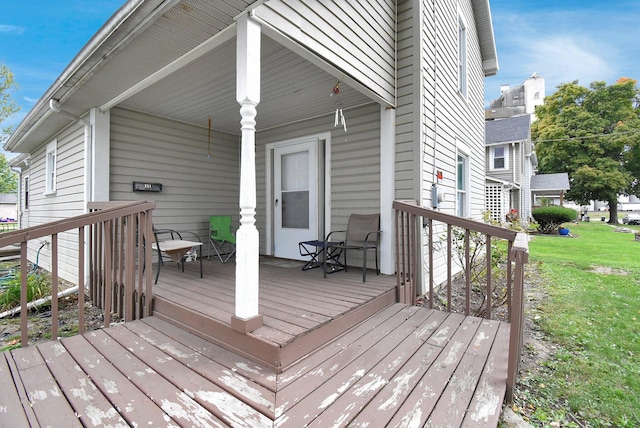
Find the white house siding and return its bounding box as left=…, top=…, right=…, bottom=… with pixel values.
left=256, top=103, right=381, bottom=264
left=398, top=0, right=489, bottom=294
left=395, top=1, right=419, bottom=201
left=109, top=108, right=240, bottom=255
left=252, top=0, right=396, bottom=106
left=23, top=122, right=86, bottom=284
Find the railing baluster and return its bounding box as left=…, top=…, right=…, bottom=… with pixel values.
left=486, top=234, right=492, bottom=320
left=446, top=224, right=452, bottom=312
left=20, top=242, right=28, bottom=347
left=125, top=213, right=136, bottom=321
left=507, top=239, right=513, bottom=319
left=103, top=220, right=113, bottom=328
left=51, top=233, right=59, bottom=341
left=78, top=226, right=85, bottom=334
left=464, top=228, right=470, bottom=316
left=143, top=210, right=153, bottom=317
left=428, top=218, right=434, bottom=309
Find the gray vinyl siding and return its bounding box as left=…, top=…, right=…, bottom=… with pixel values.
left=23, top=122, right=86, bottom=284
left=395, top=0, right=489, bottom=293
left=253, top=0, right=396, bottom=106
left=109, top=108, right=240, bottom=254
left=395, top=0, right=419, bottom=200
left=257, top=103, right=380, bottom=261
left=420, top=0, right=486, bottom=219
left=486, top=142, right=522, bottom=184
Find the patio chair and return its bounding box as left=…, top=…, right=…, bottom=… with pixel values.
left=152, top=228, right=203, bottom=284
left=208, top=215, right=236, bottom=263
left=324, top=213, right=381, bottom=282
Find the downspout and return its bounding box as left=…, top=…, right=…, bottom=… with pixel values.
left=10, top=166, right=22, bottom=228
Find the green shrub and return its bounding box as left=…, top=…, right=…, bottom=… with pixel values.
left=532, top=206, right=578, bottom=234
left=0, top=273, right=51, bottom=312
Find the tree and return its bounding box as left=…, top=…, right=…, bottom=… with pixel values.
left=0, top=64, right=20, bottom=193
left=532, top=78, right=640, bottom=224
left=1, top=63, right=20, bottom=143
left=0, top=153, right=17, bottom=193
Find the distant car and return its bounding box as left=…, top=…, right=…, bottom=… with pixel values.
left=622, top=213, right=640, bottom=225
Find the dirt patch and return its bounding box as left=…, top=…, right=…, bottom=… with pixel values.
left=0, top=292, right=105, bottom=350
left=588, top=265, right=629, bottom=276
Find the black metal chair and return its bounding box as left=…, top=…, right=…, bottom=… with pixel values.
left=324, top=213, right=381, bottom=282
left=152, top=228, right=203, bottom=284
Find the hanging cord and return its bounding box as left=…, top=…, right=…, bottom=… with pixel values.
left=207, top=116, right=213, bottom=158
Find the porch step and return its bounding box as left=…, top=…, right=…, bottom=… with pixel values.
left=152, top=287, right=396, bottom=372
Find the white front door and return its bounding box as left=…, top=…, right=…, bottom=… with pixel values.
left=274, top=140, right=318, bottom=260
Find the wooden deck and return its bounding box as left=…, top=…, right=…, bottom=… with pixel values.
left=0, top=258, right=510, bottom=427
left=152, top=257, right=398, bottom=371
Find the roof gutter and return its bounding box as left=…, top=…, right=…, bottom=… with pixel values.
left=4, top=0, right=179, bottom=152
left=472, top=0, right=499, bottom=76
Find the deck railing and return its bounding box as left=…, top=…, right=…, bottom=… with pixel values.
left=0, top=200, right=156, bottom=347
left=393, top=200, right=529, bottom=402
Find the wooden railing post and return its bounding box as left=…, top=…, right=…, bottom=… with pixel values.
left=506, top=233, right=529, bottom=402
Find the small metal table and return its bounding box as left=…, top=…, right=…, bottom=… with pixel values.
left=298, top=240, right=344, bottom=275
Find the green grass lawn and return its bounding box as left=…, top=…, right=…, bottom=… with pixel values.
left=523, top=221, right=640, bottom=427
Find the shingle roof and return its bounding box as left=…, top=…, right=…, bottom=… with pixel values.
left=485, top=114, right=530, bottom=144
left=0, top=193, right=17, bottom=203
left=530, top=173, right=570, bottom=191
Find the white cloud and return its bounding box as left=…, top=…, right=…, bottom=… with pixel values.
left=524, top=35, right=616, bottom=90
left=0, top=25, right=24, bottom=35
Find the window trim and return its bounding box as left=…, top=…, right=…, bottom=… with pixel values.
left=457, top=13, right=468, bottom=98
left=45, top=139, right=57, bottom=195
left=490, top=144, right=509, bottom=171
left=24, top=175, right=29, bottom=211
left=456, top=151, right=469, bottom=217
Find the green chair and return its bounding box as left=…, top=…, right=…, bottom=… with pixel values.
left=208, top=215, right=236, bottom=262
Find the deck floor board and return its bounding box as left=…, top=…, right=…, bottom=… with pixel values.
left=1, top=260, right=510, bottom=427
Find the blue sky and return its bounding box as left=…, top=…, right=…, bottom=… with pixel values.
left=2, top=1, right=639, bottom=135
left=486, top=0, right=640, bottom=103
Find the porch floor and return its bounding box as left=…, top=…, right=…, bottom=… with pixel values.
left=0, top=258, right=510, bottom=427
left=152, top=257, right=398, bottom=371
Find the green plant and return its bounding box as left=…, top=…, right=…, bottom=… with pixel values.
left=532, top=206, right=578, bottom=234
left=0, top=272, right=51, bottom=312
left=521, top=222, right=640, bottom=427
left=448, top=225, right=510, bottom=317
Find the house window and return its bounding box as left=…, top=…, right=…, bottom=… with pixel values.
left=491, top=145, right=508, bottom=170
left=457, top=154, right=468, bottom=217
left=24, top=175, right=29, bottom=210
left=458, top=16, right=467, bottom=97
left=45, top=140, right=57, bottom=194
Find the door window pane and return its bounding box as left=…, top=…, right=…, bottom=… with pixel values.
left=281, top=151, right=309, bottom=229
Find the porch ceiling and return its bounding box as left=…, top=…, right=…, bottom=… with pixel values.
left=118, top=35, right=372, bottom=136
left=6, top=0, right=373, bottom=153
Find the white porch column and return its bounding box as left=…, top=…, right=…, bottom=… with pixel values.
left=232, top=15, right=263, bottom=333
left=90, top=108, right=110, bottom=202
left=380, top=105, right=396, bottom=275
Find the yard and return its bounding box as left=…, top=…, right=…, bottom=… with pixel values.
left=512, top=221, right=640, bottom=427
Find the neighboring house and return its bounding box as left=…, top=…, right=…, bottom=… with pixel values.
left=484, top=114, right=536, bottom=222
left=0, top=193, right=18, bottom=220
left=485, top=72, right=545, bottom=120
left=6, top=0, right=497, bottom=298
left=530, top=173, right=570, bottom=208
